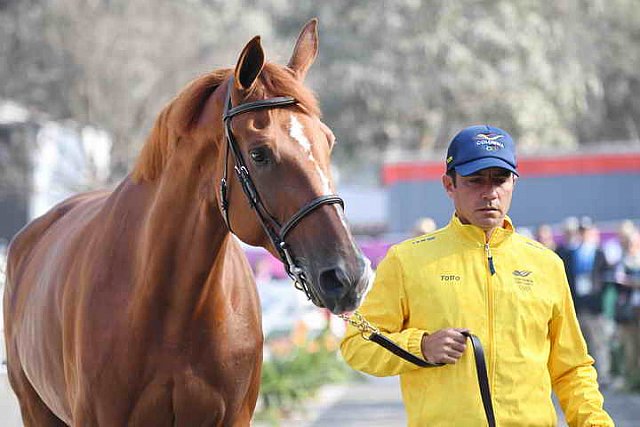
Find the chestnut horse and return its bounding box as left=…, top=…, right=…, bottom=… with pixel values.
left=3, top=19, right=372, bottom=426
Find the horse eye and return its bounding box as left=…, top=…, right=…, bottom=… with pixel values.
left=249, top=148, right=269, bottom=165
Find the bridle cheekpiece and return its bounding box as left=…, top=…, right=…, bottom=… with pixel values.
left=219, top=77, right=344, bottom=305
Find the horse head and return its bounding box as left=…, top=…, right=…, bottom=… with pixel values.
left=211, top=19, right=372, bottom=314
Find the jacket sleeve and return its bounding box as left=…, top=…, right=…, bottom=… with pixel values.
left=340, top=246, right=427, bottom=377
left=548, top=258, right=614, bottom=427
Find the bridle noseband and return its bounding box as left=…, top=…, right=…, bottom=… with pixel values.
left=219, top=77, right=344, bottom=305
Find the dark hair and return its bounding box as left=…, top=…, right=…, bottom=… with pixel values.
left=446, top=169, right=457, bottom=186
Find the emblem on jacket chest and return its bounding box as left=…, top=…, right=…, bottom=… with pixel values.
left=513, top=270, right=534, bottom=289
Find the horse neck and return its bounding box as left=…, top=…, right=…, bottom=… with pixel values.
left=129, top=141, right=233, bottom=333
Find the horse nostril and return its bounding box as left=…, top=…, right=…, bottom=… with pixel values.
left=318, top=267, right=348, bottom=296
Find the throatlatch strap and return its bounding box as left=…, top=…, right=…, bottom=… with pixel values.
left=367, top=330, right=495, bottom=427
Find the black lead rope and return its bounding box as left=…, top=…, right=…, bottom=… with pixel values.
left=367, top=330, right=496, bottom=427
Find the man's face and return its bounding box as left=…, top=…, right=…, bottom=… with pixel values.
left=442, top=167, right=515, bottom=232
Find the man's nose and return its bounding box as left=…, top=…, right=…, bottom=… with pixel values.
left=482, top=184, right=499, bottom=199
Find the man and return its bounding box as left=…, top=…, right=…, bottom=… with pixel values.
left=341, top=125, right=613, bottom=426
left=612, top=227, right=640, bottom=387
left=571, top=218, right=613, bottom=387
left=535, top=223, right=556, bottom=251
left=556, top=216, right=581, bottom=292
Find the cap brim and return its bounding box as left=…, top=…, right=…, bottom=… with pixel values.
left=455, top=157, right=519, bottom=177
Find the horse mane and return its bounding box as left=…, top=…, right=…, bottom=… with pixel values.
left=131, top=63, right=320, bottom=182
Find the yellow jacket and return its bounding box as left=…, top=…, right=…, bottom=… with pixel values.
left=341, top=216, right=613, bottom=427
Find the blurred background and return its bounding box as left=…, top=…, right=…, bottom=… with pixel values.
left=1, top=0, right=639, bottom=425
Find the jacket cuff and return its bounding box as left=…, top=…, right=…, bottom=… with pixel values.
left=407, top=329, right=428, bottom=360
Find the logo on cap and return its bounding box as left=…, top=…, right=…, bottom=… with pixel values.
left=473, top=133, right=504, bottom=152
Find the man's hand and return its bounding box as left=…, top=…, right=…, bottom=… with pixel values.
left=421, top=328, right=469, bottom=364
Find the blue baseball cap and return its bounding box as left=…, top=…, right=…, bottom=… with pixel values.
left=446, top=125, right=518, bottom=177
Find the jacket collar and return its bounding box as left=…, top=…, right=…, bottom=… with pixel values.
left=449, top=214, right=515, bottom=248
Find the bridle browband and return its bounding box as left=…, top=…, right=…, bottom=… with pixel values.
left=219, top=77, right=344, bottom=305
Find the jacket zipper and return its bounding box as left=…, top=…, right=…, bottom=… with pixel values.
left=484, top=240, right=496, bottom=407
left=485, top=243, right=496, bottom=275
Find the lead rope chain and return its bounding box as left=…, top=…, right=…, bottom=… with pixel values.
left=338, top=310, right=380, bottom=338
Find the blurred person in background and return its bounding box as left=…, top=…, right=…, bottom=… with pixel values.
left=601, top=220, right=637, bottom=387
left=612, top=228, right=640, bottom=387
left=571, top=217, right=613, bottom=387
left=412, top=217, right=437, bottom=237
left=535, top=223, right=557, bottom=251
left=515, top=226, right=534, bottom=240
left=555, top=216, right=581, bottom=293
left=341, top=125, right=612, bottom=426
left=604, top=220, right=637, bottom=268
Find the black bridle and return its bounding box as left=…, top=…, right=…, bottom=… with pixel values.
left=219, top=78, right=496, bottom=427
left=219, top=77, right=344, bottom=305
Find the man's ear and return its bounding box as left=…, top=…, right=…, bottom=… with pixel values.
left=442, top=173, right=455, bottom=198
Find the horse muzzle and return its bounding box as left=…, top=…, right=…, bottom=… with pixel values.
left=307, top=255, right=373, bottom=315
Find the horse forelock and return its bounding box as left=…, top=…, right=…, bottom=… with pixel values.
left=131, top=63, right=319, bottom=183
left=259, top=63, right=320, bottom=117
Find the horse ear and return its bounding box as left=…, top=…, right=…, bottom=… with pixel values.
left=287, top=18, right=318, bottom=81
left=234, top=36, right=265, bottom=90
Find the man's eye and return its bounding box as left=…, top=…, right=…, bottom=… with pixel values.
left=249, top=148, right=269, bottom=165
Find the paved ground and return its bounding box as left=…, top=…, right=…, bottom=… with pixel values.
left=268, top=376, right=406, bottom=427
left=3, top=370, right=638, bottom=426
left=601, top=387, right=640, bottom=426
left=272, top=375, right=640, bottom=427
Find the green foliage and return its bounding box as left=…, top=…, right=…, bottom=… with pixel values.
left=256, top=333, right=358, bottom=424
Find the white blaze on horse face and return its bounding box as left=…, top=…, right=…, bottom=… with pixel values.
left=289, top=114, right=350, bottom=231
left=289, top=114, right=331, bottom=195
